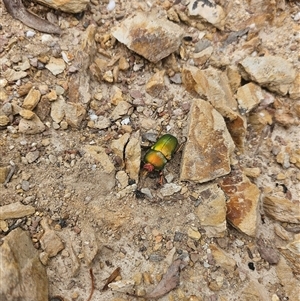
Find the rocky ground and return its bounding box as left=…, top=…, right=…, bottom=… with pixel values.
left=0, top=0, right=300, bottom=301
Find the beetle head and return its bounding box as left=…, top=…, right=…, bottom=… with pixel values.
left=143, top=163, right=154, bottom=172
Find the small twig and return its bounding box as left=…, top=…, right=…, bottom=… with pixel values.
left=4, top=161, right=16, bottom=188
left=86, top=268, right=95, bottom=301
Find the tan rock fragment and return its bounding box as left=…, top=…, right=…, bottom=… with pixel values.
left=111, top=133, right=131, bottom=168
left=0, top=165, right=10, bottom=184
left=195, top=184, right=227, bottom=238
left=219, top=169, right=260, bottom=237
left=278, top=234, right=300, bottom=275
left=110, top=101, right=132, bottom=121
left=40, top=218, right=64, bottom=258
left=276, top=256, right=300, bottom=301
left=112, top=12, right=184, bottom=63
left=65, top=102, right=86, bottom=128
left=263, top=195, right=300, bottom=224
left=22, top=87, right=41, bottom=110
left=289, top=73, right=300, bottom=100
left=239, top=56, right=296, bottom=95
left=19, top=109, right=35, bottom=120
left=226, top=66, right=241, bottom=93
left=182, top=65, right=238, bottom=120
left=35, top=0, right=89, bottom=13
left=111, top=86, right=123, bottom=105
left=119, top=56, right=129, bottom=71
left=18, top=114, right=46, bottom=134
left=0, top=115, right=9, bottom=126
left=0, top=202, right=35, bottom=220
left=180, top=99, right=235, bottom=183
left=236, top=82, right=264, bottom=113
left=0, top=228, right=48, bottom=300
left=188, top=0, right=226, bottom=30
left=226, top=114, right=247, bottom=152
left=209, top=244, right=236, bottom=273
left=145, top=70, right=166, bottom=97
left=45, top=57, right=66, bottom=75
left=125, top=131, right=141, bottom=183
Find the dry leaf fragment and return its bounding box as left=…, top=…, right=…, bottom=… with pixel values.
left=143, top=258, right=186, bottom=299
left=102, top=267, right=121, bottom=291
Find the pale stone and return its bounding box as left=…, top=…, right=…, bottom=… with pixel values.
left=116, top=170, right=129, bottom=189
left=239, top=56, right=296, bottom=95
left=187, top=226, right=201, bottom=240
left=36, top=0, right=89, bottom=13
left=289, top=73, right=300, bottom=100
left=192, top=46, right=213, bottom=65
left=25, top=150, right=40, bottom=163
left=80, top=222, right=101, bottom=265
left=103, top=70, right=114, bottom=83
left=236, top=82, right=264, bottom=113
left=112, top=12, right=184, bottom=63
left=209, top=244, right=236, bottom=273
left=0, top=165, right=10, bottom=183
left=110, top=101, right=132, bottom=121
left=111, top=133, right=131, bottom=167
left=3, top=68, right=27, bottom=82
left=182, top=65, right=238, bottom=120
left=0, top=202, right=35, bottom=220
left=119, top=56, right=129, bottom=71
left=93, top=116, right=111, bottom=129
left=145, top=70, right=166, bottom=97
left=50, top=95, right=66, bottom=123
left=84, top=145, right=115, bottom=174
left=18, top=114, right=46, bottom=134
left=65, top=102, right=86, bottom=128
left=226, top=65, right=241, bottom=93
left=160, top=183, right=182, bottom=197
left=188, top=0, right=226, bottom=30
left=219, top=169, right=260, bottom=237
left=40, top=218, right=64, bottom=258
left=241, top=281, right=271, bottom=301
left=45, top=57, right=66, bottom=75
left=0, top=228, right=48, bottom=301
left=242, top=167, right=261, bottom=178
left=125, top=132, right=141, bottom=183
left=82, top=145, right=116, bottom=195
left=195, top=184, right=227, bottom=238
left=22, top=87, right=41, bottom=110
left=180, top=99, right=235, bottom=183
left=0, top=115, right=9, bottom=126
left=263, top=195, right=300, bottom=224
left=19, top=109, right=35, bottom=120
left=111, top=86, right=123, bottom=105
left=278, top=234, right=300, bottom=275
left=276, top=256, right=300, bottom=301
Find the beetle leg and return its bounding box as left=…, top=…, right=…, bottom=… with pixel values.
left=158, top=172, right=165, bottom=186
left=174, top=136, right=187, bottom=154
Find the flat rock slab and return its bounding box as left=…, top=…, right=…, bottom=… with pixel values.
left=0, top=228, right=48, bottom=301
left=188, top=0, right=226, bottom=30
left=37, top=0, right=89, bottom=13
left=112, top=12, right=184, bottom=63
left=0, top=202, right=35, bottom=220
left=195, top=184, right=227, bottom=238
left=180, top=99, right=234, bottom=183
left=219, top=169, right=260, bottom=237
left=239, top=56, right=296, bottom=95
left=263, top=195, right=300, bottom=224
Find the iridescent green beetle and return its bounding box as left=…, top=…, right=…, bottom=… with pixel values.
left=143, top=134, right=178, bottom=172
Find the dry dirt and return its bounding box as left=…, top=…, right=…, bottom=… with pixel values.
left=0, top=1, right=300, bottom=301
